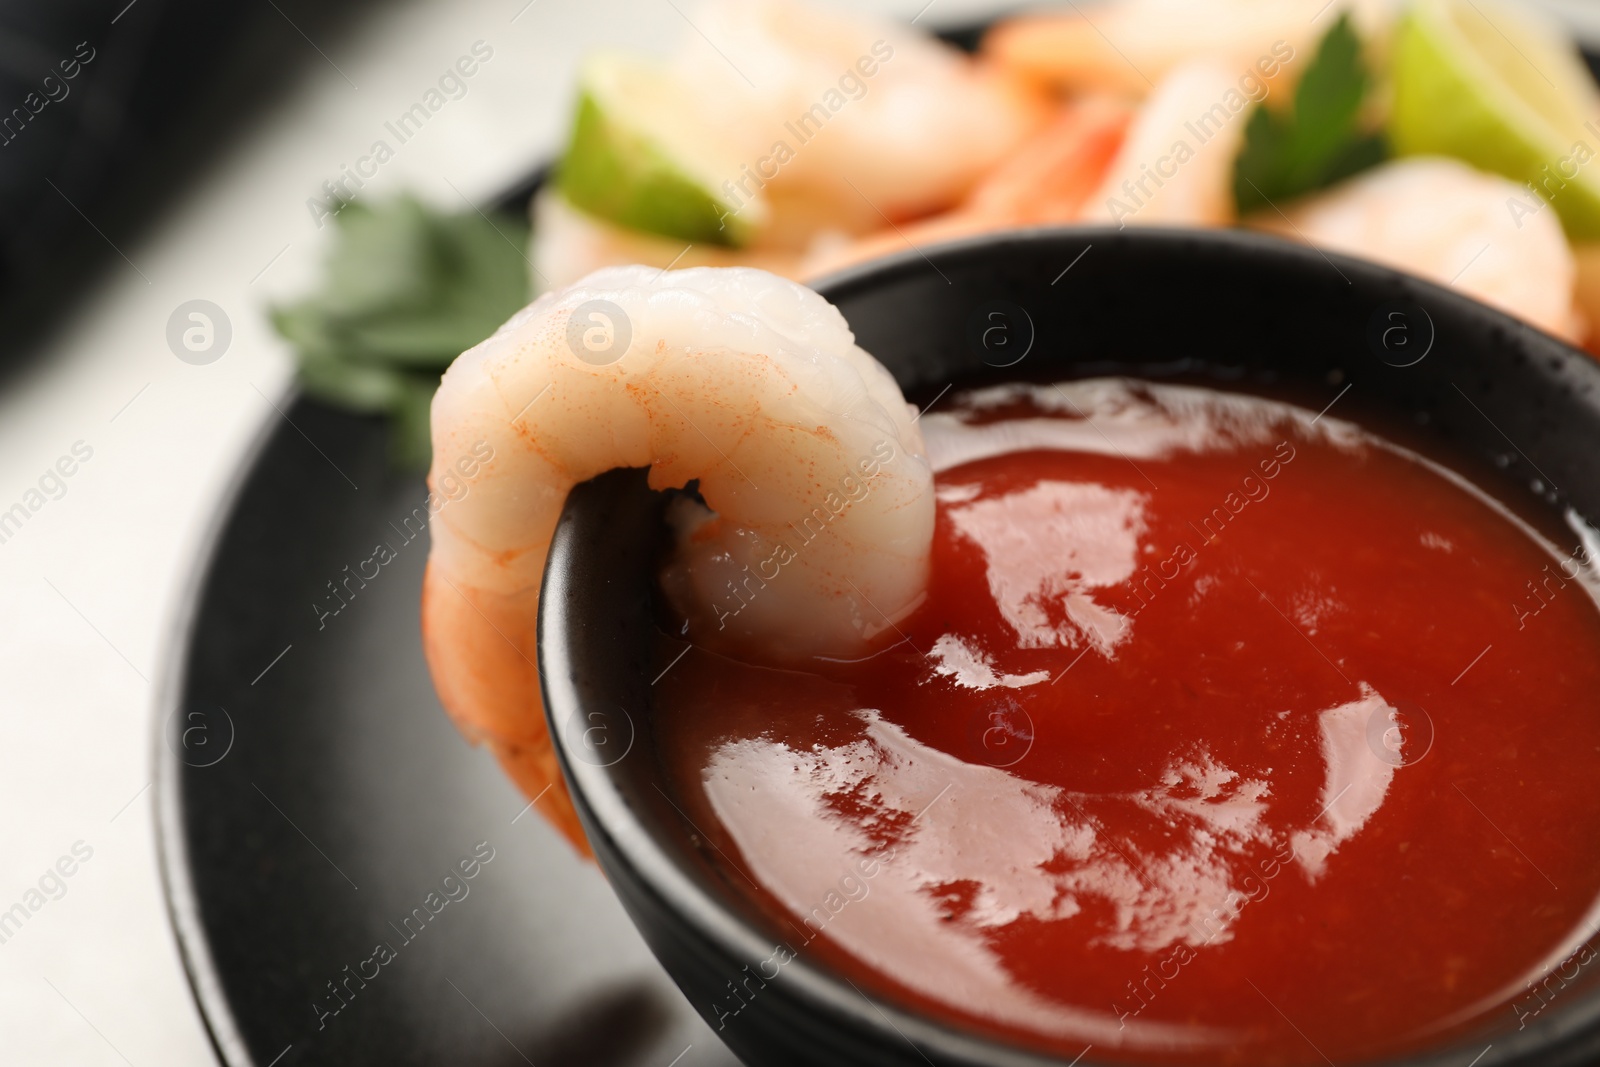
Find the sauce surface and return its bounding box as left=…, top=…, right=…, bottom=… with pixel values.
left=654, top=380, right=1600, bottom=1064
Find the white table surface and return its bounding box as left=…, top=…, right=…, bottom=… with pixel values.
left=1, top=1, right=1595, bottom=1064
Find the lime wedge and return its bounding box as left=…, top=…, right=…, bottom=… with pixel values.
left=557, top=53, right=765, bottom=248
left=1391, top=0, right=1600, bottom=238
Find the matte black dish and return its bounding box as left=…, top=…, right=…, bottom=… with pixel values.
left=541, top=227, right=1600, bottom=1067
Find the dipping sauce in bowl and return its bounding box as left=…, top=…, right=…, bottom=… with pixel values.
left=653, top=379, right=1600, bottom=1065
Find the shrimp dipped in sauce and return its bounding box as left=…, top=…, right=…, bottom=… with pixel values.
left=421, top=266, right=934, bottom=851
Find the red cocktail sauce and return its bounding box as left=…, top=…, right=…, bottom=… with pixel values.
left=654, top=381, right=1600, bottom=1064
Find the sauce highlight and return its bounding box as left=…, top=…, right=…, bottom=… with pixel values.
left=654, top=380, right=1600, bottom=1064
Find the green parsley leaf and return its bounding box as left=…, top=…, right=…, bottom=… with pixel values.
left=270, top=195, right=532, bottom=468
left=1234, top=12, right=1388, bottom=215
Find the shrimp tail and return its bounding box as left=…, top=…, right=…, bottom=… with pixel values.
left=421, top=563, right=590, bottom=854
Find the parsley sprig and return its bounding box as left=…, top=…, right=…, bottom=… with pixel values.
left=271, top=196, right=532, bottom=467
left=1234, top=13, right=1388, bottom=215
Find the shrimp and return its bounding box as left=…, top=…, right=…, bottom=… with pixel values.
left=1251, top=156, right=1583, bottom=342
left=422, top=265, right=936, bottom=851
left=531, top=188, right=804, bottom=289
left=1080, top=60, right=1256, bottom=229
left=672, top=0, right=1045, bottom=222
left=962, top=97, right=1136, bottom=225
left=532, top=0, right=1046, bottom=288
left=1572, top=243, right=1600, bottom=354
left=983, top=0, right=1392, bottom=100
left=801, top=97, right=1133, bottom=279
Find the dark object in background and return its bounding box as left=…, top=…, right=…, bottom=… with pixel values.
left=0, top=0, right=378, bottom=369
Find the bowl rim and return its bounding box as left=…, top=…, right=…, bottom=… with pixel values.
left=541, top=224, right=1600, bottom=1067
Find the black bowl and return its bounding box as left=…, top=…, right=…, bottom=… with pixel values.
left=537, top=227, right=1600, bottom=1067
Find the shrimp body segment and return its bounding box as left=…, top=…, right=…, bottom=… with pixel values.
left=1255, top=157, right=1581, bottom=342
left=422, top=266, right=935, bottom=849
left=803, top=97, right=1134, bottom=280
left=674, top=0, right=1044, bottom=223
left=1082, top=61, right=1253, bottom=229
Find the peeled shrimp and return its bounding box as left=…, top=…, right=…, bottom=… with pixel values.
left=802, top=97, right=1133, bottom=279
left=532, top=0, right=1045, bottom=288
left=1571, top=243, right=1600, bottom=354
left=1252, top=156, right=1582, bottom=342
left=984, top=0, right=1392, bottom=100
left=532, top=188, right=804, bottom=289
left=1081, top=60, right=1259, bottom=229
left=672, top=0, right=1044, bottom=222
left=422, top=265, right=935, bottom=851
left=962, top=97, right=1136, bottom=224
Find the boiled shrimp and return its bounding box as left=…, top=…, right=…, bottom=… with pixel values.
left=531, top=188, right=805, bottom=289
left=422, top=265, right=935, bottom=851
left=1252, top=156, right=1583, bottom=342
left=1080, top=60, right=1258, bottom=229
left=672, top=0, right=1044, bottom=222
left=983, top=0, right=1392, bottom=100
left=1572, top=243, right=1600, bottom=355
left=802, top=96, right=1133, bottom=279
left=532, top=0, right=1045, bottom=288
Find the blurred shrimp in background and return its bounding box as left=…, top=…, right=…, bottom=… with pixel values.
left=517, top=0, right=1600, bottom=364
left=532, top=0, right=1047, bottom=288
left=261, top=0, right=1600, bottom=478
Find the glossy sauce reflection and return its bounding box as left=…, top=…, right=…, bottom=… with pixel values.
left=654, top=381, right=1600, bottom=1064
